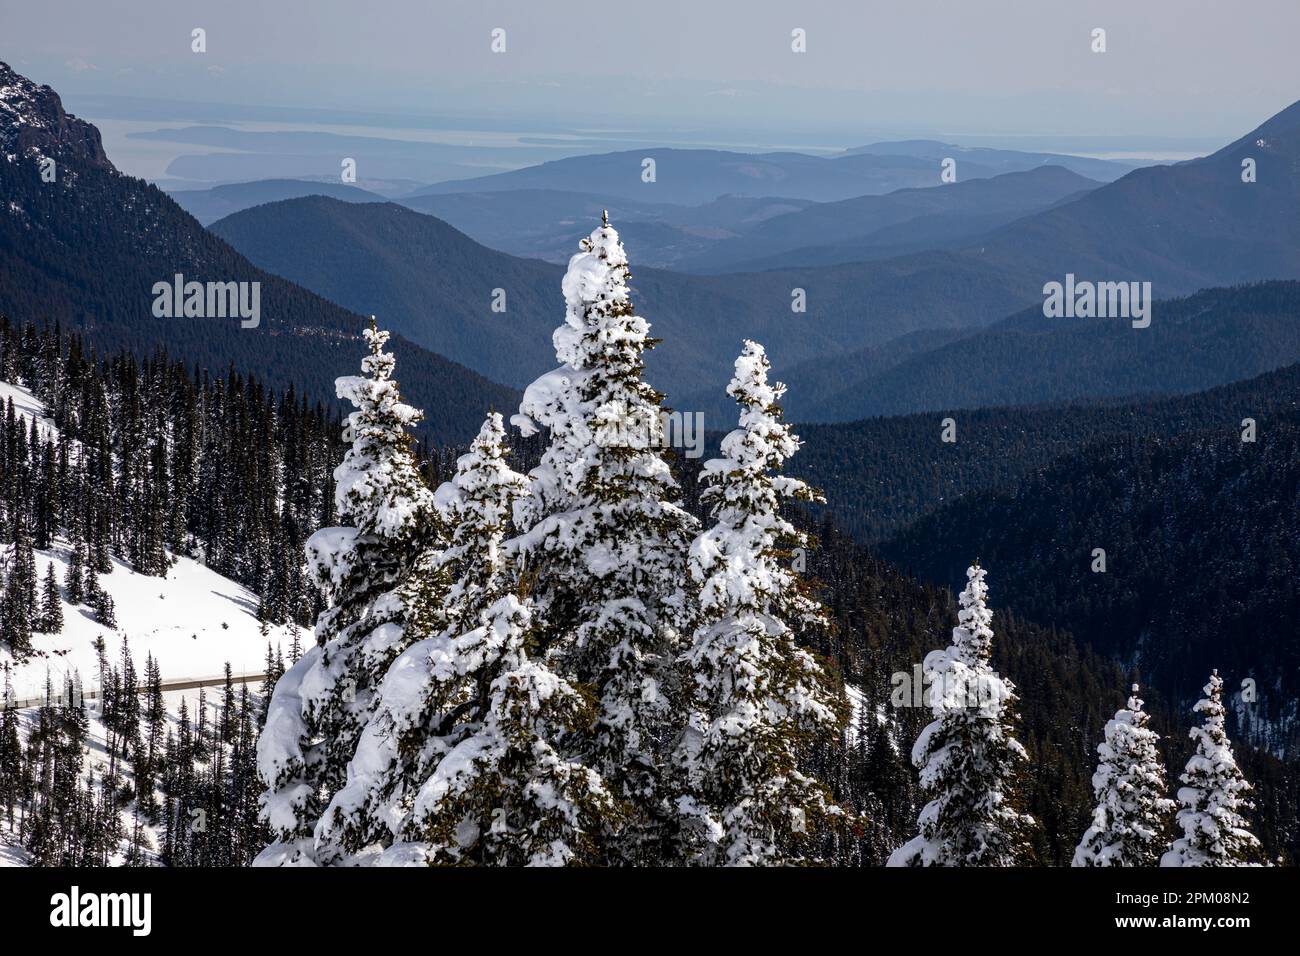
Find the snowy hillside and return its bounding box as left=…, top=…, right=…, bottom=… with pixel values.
left=0, top=380, right=307, bottom=703
left=1, top=544, right=295, bottom=702
left=0, top=381, right=303, bottom=868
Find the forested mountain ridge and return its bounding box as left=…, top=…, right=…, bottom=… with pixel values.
left=877, top=393, right=1300, bottom=761
left=795, top=351, right=1300, bottom=544
left=0, top=61, right=514, bottom=445
left=722, top=279, right=1300, bottom=424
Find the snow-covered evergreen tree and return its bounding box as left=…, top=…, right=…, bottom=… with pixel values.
left=1073, top=684, right=1174, bottom=866
left=887, top=564, right=1033, bottom=866
left=255, top=320, right=438, bottom=866
left=378, top=594, right=619, bottom=865
left=312, top=412, right=609, bottom=863
left=510, top=213, right=696, bottom=863
left=413, top=412, right=530, bottom=638
left=675, top=340, right=844, bottom=865
left=1161, top=671, right=1262, bottom=867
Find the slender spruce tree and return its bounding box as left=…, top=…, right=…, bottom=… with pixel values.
left=1073, top=684, right=1174, bottom=866
left=675, top=340, right=845, bottom=865
left=888, top=564, right=1034, bottom=866
left=1161, top=671, right=1262, bottom=867
left=510, top=213, right=697, bottom=863
left=255, top=320, right=437, bottom=867
left=39, top=561, right=62, bottom=633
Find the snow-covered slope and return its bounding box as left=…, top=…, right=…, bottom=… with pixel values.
left=2, top=545, right=295, bottom=702
left=0, top=380, right=308, bottom=703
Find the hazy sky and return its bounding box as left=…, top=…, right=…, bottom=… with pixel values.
left=4, top=0, right=1298, bottom=143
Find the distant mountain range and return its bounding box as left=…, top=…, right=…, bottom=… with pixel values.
left=400, top=189, right=816, bottom=269
left=394, top=167, right=1095, bottom=273
left=0, top=61, right=514, bottom=445
left=209, top=196, right=1035, bottom=397
left=206, top=95, right=1300, bottom=419
left=405, top=145, right=1134, bottom=205
left=843, top=139, right=1136, bottom=180
left=682, top=165, right=1098, bottom=272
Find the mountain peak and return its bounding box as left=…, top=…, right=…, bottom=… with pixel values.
left=1250, top=97, right=1300, bottom=139
left=0, top=60, right=113, bottom=170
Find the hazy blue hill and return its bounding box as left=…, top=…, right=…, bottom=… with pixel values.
left=209, top=196, right=1036, bottom=399
left=963, top=100, right=1300, bottom=294
left=686, top=166, right=1098, bottom=272
left=407, top=147, right=1008, bottom=204
left=212, top=196, right=567, bottom=389
left=776, top=281, right=1300, bottom=423
left=168, top=178, right=388, bottom=225
left=845, top=139, right=1138, bottom=181
left=400, top=188, right=813, bottom=267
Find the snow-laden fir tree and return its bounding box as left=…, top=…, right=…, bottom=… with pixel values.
left=675, top=340, right=845, bottom=865
left=1072, top=684, right=1174, bottom=866
left=510, top=213, right=697, bottom=863
left=379, top=593, right=619, bottom=866
left=412, top=412, right=530, bottom=640
left=888, top=564, right=1034, bottom=866
left=312, top=412, right=616, bottom=864
left=1161, top=671, right=1262, bottom=867
left=255, top=320, right=439, bottom=866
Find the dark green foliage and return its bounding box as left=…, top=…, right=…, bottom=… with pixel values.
left=796, top=355, right=1300, bottom=543
left=881, top=408, right=1300, bottom=762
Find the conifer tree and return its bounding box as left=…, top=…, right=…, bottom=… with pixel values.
left=64, top=537, right=85, bottom=605
left=39, top=561, right=62, bottom=633
left=1161, top=671, right=1262, bottom=867
left=383, top=595, right=618, bottom=865
left=1073, top=684, right=1174, bottom=866
left=1, top=542, right=33, bottom=655
left=93, top=587, right=117, bottom=629
left=0, top=668, right=21, bottom=825
left=255, top=321, right=437, bottom=867
left=317, top=413, right=617, bottom=863
left=675, top=341, right=845, bottom=865
left=510, top=214, right=696, bottom=863
left=888, top=564, right=1034, bottom=866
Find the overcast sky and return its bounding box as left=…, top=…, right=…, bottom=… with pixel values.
left=3, top=0, right=1298, bottom=142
